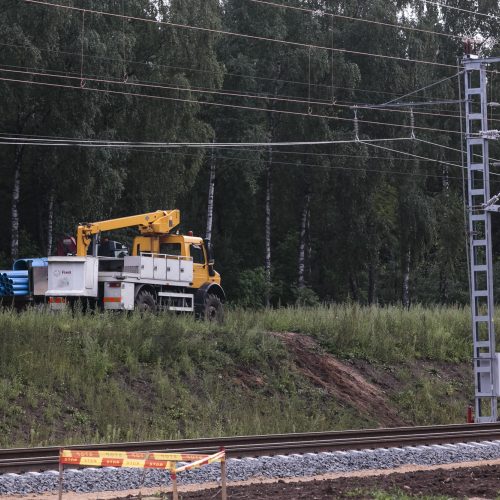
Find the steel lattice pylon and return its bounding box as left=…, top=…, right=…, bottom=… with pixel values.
left=463, top=55, right=500, bottom=422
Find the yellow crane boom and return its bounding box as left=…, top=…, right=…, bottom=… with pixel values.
left=76, top=210, right=180, bottom=256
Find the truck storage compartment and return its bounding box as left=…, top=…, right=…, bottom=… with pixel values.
left=46, top=256, right=99, bottom=297
left=179, top=257, right=193, bottom=283
left=123, top=254, right=193, bottom=285
left=153, top=255, right=167, bottom=281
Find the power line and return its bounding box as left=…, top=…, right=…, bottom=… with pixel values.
left=115, top=147, right=471, bottom=181
left=0, top=134, right=414, bottom=148
left=415, top=136, right=500, bottom=165
left=2, top=131, right=481, bottom=175
left=23, top=0, right=458, bottom=69
left=381, top=71, right=462, bottom=106
left=0, top=65, right=344, bottom=109
left=0, top=63, right=476, bottom=123
left=0, top=41, right=439, bottom=100
left=360, top=140, right=464, bottom=171
left=249, top=0, right=462, bottom=40
left=0, top=132, right=463, bottom=164
left=362, top=140, right=500, bottom=177
left=0, top=58, right=339, bottom=106
left=418, top=0, right=499, bottom=21
left=0, top=132, right=468, bottom=180
left=0, top=72, right=464, bottom=136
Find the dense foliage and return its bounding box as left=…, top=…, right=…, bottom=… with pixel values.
left=2, top=0, right=500, bottom=305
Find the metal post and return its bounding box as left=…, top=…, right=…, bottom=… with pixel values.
left=58, top=460, right=63, bottom=500
left=171, top=471, right=178, bottom=500
left=463, top=56, right=498, bottom=422
left=220, top=448, right=227, bottom=500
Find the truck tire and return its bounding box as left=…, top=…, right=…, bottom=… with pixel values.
left=203, top=294, right=224, bottom=323
left=135, top=290, right=156, bottom=313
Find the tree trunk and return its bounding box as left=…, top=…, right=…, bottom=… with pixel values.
left=439, top=269, right=449, bottom=303
left=348, top=272, right=359, bottom=301
left=11, top=145, right=24, bottom=260
left=368, top=258, right=377, bottom=305
left=298, top=189, right=310, bottom=289
left=205, top=142, right=216, bottom=242
left=264, top=147, right=272, bottom=307
left=402, top=247, right=411, bottom=308
left=47, top=190, right=55, bottom=256
left=306, top=204, right=312, bottom=284
left=264, top=65, right=280, bottom=307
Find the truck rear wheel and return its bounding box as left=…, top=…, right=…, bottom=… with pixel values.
left=204, top=294, right=223, bottom=323
left=135, top=290, right=156, bottom=313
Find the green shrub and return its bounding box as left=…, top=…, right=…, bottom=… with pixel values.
left=235, top=267, right=271, bottom=308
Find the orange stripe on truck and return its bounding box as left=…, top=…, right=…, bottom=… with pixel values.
left=103, top=297, right=121, bottom=303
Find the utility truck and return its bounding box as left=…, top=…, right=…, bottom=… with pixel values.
left=45, top=210, right=224, bottom=320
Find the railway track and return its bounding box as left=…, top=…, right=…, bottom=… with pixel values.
left=2, top=422, right=500, bottom=474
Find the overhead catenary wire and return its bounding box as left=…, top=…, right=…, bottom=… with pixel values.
left=0, top=135, right=415, bottom=148
left=7, top=1, right=490, bottom=178
left=0, top=63, right=482, bottom=123
left=414, top=137, right=500, bottom=165
left=0, top=132, right=467, bottom=164
left=417, top=0, right=499, bottom=21
left=23, top=0, right=459, bottom=70
left=0, top=41, right=451, bottom=100
left=359, top=140, right=476, bottom=172
left=99, top=146, right=473, bottom=181
left=3, top=130, right=492, bottom=176
left=0, top=73, right=465, bottom=136
left=361, top=140, right=500, bottom=177
left=380, top=71, right=464, bottom=106
left=338, top=97, right=500, bottom=121
left=3, top=38, right=478, bottom=109
left=0, top=65, right=339, bottom=109
left=249, top=0, right=462, bottom=40
left=0, top=132, right=470, bottom=180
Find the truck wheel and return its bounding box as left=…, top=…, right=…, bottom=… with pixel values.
left=135, top=290, right=156, bottom=313
left=204, top=294, right=224, bottom=323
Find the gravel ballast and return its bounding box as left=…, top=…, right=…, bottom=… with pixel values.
left=2, top=441, right=500, bottom=495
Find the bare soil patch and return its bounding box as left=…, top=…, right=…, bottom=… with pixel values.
left=273, top=332, right=403, bottom=427
left=173, top=463, right=500, bottom=499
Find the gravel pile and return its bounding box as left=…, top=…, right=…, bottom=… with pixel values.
left=2, top=441, right=500, bottom=495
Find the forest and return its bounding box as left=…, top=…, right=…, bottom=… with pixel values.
left=2, top=0, right=500, bottom=307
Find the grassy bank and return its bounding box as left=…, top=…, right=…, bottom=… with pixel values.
left=249, top=304, right=472, bottom=363
left=0, top=305, right=475, bottom=447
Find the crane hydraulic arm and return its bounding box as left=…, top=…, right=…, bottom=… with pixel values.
left=76, top=210, right=180, bottom=256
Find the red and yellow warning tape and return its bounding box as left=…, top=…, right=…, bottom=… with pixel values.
left=174, top=450, right=225, bottom=473
left=59, top=449, right=224, bottom=471
left=58, top=448, right=227, bottom=500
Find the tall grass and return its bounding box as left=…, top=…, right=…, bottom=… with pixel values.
left=0, top=304, right=475, bottom=447
left=237, top=304, right=472, bottom=362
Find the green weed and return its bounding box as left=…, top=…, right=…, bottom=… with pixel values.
left=0, top=305, right=477, bottom=447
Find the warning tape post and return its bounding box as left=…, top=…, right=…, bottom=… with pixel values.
left=58, top=448, right=227, bottom=500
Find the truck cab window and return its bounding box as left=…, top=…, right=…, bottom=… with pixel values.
left=190, top=244, right=205, bottom=264
left=160, top=243, right=181, bottom=256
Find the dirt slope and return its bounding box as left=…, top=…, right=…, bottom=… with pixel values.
left=274, top=332, right=405, bottom=427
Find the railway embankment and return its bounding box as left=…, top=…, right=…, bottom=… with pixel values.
left=0, top=304, right=474, bottom=448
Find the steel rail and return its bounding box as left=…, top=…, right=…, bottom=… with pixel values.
left=2, top=423, right=500, bottom=474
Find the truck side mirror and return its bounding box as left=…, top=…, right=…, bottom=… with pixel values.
left=204, top=238, right=216, bottom=277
